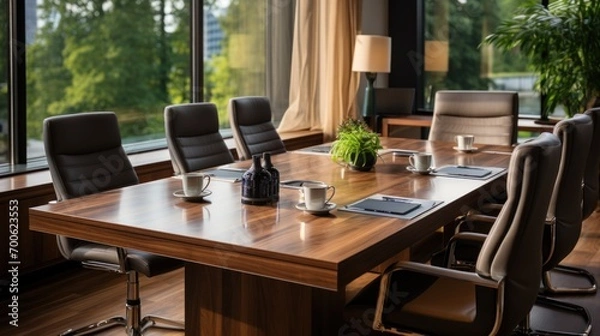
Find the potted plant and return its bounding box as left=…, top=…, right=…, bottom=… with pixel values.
left=330, top=118, right=383, bottom=171
left=484, top=0, right=600, bottom=120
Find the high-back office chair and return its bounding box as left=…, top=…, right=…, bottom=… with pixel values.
left=373, top=87, right=415, bottom=133
left=228, top=96, right=286, bottom=160
left=44, top=112, right=184, bottom=336
left=164, top=102, right=234, bottom=175
left=429, top=90, right=519, bottom=146
left=449, top=114, right=594, bottom=335
left=582, top=107, right=600, bottom=220
left=344, top=132, right=561, bottom=336
left=540, top=114, right=595, bottom=295
left=535, top=109, right=598, bottom=296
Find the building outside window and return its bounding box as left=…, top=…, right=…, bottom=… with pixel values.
left=423, top=0, right=552, bottom=117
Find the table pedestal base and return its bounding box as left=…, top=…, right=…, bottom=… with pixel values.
left=185, top=263, right=345, bottom=336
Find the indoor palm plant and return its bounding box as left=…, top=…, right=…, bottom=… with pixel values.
left=330, top=118, right=382, bottom=171
left=485, top=0, right=600, bottom=119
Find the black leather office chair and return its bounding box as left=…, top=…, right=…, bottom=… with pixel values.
left=344, top=132, right=561, bottom=336
left=43, top=112, right=184, bottom=336
left=228, top=96, right=286, bottom=160
left=373, top=87, right=415, bottom=134
left=164, top=102, right=234, bottom=175
left=429, top=90, right=519, bottom=146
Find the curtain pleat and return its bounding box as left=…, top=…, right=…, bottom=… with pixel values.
left=278, top=0, right=362, bottom=141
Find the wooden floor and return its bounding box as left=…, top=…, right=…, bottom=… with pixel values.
left=1, top=211, right=599, bottom=335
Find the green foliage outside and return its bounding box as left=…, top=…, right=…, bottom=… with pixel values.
left=25, top=0, right=267, bottom=144
left=424, top=0, right=534, bottom=94
left=485, top=0, right=600, bottom=118
left=26, top=0, right=186, bottom=142
left=204, top=0, right=267, bottom=128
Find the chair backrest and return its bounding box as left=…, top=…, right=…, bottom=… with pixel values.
left=544, top=114, right=593, bottom=270
left=374, top=88, right=415, bottom=116
left=582, top=108, right=600, bottom=219
left=476, top=132, right=561, bottom=335
left=43, top=112, right=139, bottom=260
left=164, top=103, right=234, bottom=174
left=44, top=112, right=139, bottom=201
left=429, top=90, right=519, bottom=146
left=228, top=96, right=286, bottom=160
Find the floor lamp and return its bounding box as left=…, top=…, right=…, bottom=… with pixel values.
left=352, top=35, right=392, bottom=131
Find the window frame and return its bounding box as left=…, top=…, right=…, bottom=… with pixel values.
left=0, top=1, right=264, bottom=176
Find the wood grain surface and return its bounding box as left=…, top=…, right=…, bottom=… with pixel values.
left=29, top=137, right=514, bottom=335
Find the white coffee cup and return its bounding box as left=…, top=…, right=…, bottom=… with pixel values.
left=182, top=173, right=211, bottom=196
left=303, top=183, right=336, bottom=210
left=298, top=181, right=327, bottom=204
left=409, top=153, right=433, bottom=172
left=455, top=135, right=475, bottom=150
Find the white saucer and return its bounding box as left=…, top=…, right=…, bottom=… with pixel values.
left=295, top=202, right=337, bottom=215
left=173, top=190, right=212, bottom=202
left=453, top=146, right=478, bottom=153
left=406, top=166, right=434, bottom=175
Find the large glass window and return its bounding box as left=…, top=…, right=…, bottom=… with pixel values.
left=25, top=0, right=192, bottom=159
left=203, top=0, right=293, bottom=129
left=424, top=0, right=541, bottom=116
left=0, top=0, right=8, bottom=164
left=19, top=0, right=293, bottom=163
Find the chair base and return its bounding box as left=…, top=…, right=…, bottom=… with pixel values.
left=513, top=296, right=592, bottom=336
left=58, top=315, right=184, bottom=336
left=542, top=265, right=597, bottom=295
left=58, top=271, right=184, bottom=336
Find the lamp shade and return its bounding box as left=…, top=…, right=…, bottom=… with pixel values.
left=425, top=41, right=449, bottom=72
left=352, top=35, right=392, bottom=73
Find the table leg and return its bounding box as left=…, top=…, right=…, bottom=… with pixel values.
left=185, top=263, right=345, bottom=336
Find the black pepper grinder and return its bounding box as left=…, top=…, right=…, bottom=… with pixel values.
left=262, top=152, right=280, bottom=202
left=241, top=154, right=272, bottom=205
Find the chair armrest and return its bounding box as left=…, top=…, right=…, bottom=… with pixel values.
left=463, top=213, right=496, bottom=223
left=373, top=261, right=503, bottom=334
left=479, top=202, right=503, bottom=215
left=384, top=261, right=500, bottom=289
left=449, top=232, right=488, bottom=244
left=456, top=213, right=496, bottom=234
left=445, top=232, right=488, bottom=269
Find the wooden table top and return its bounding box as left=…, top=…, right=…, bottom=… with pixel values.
left=29, top=138, right=513, bottom=292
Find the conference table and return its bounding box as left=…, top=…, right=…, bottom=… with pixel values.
left=29, top=137, right=514, bottom=335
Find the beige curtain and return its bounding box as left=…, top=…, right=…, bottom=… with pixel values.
left=277, top=0, right=362, bottom=141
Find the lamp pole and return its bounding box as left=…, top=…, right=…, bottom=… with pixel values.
left=362, top=72, right=378, bottom=131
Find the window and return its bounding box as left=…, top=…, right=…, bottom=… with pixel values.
left=423, top=0, right=542, bottom=116
left=1, top=0, right=294, bottom=170
left=25, top=0, right=192, bottom=160
left=0, top=0, right=7, bottom=164
left=203, top=0, right=293, bottom=128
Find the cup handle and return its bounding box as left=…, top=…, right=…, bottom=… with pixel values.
left=325, top=186, right=336, bottom=204
left=202, top=175, right=211, bottom=191
left=409, top=155, right=415, bottom=168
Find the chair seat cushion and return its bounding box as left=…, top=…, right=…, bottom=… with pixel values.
left=71, top=243, right=183, bottom=277
left=345, top=270, right=497, bottom=336
left=127, top=250, right=183, bottom=277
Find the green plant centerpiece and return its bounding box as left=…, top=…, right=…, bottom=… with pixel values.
left=330, top=118, right=382, bottom=171
left=484, top=0, right=600, bottom=120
